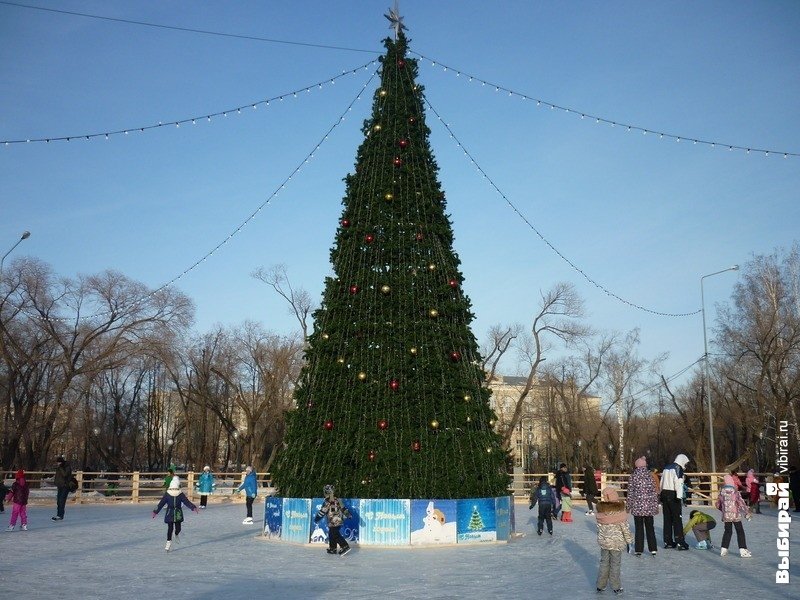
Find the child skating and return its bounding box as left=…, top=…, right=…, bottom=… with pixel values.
left=153, top=477, right=198, bottom=551
left=314, top=484, right=352, bottom=555
left=595, top=487, right=632, bottom=594
left=716, top=474, right=752, bottom=557
left=560, top=487, right=573, bottom=522
left=6, top=470, right=29, bottom=531
left=683, top=509, right=716, bottom=549
left=529, top=476, right=559, bottom=535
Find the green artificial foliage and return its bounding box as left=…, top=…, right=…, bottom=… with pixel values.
left=271, top=32, right=510, bottom=499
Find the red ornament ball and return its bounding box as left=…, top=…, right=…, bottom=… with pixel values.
left=393, top=157, right=403, bottom=167
left=411, top=440, right=421, bottom=452
left=397, top=59, right=405, bottom=68
left=364, top=233, right=374, bottom=244
left=448, top=279, right=458, bottom=288
left=389, top=379, right=400, bottom=391
left=349, top=285, right=359, bottom=295
left=324, top=420, right=334, bottom=431
left=398, top=138, right=409, bottom=149
left=450, top=351, right=462, bottom=362
left=341, top=218, right=351, bottom=228
left=378, top=419, right=388, bottom=430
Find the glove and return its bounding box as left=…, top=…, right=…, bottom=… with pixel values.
left=529, top=504, right=534, bottom=510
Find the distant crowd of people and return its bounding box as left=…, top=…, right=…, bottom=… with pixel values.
left=530, top=457, right=800, bottom=594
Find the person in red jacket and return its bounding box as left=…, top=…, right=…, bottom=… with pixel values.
left=6, top=470, right=30, bottom=531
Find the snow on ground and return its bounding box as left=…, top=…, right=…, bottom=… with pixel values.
left=0, top=500, right=797, bottom=599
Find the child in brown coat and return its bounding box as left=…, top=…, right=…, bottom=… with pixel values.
left=595, top=487, right=633, bottom=594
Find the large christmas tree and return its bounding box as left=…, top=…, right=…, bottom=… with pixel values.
left=271, top=26, right=509, bottom=500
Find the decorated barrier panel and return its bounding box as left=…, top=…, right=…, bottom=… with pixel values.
left=263, top=496, right=513, bottom=547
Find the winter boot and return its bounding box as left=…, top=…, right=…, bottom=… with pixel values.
left=165, top=540, right=171, bottom=551
left=720, top=548, right=728, bottom=557
left=740, top=549, right=752, bottom=558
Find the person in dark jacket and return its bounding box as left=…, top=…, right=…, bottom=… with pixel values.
left=529, top=476, right=559, bottom=535
left=554, top=463, right=572, bottom=515
left=582, top=464, right=599, bottom=515
left=152, top=477, right=198, bottom=551
left=52, top=456, right=72, bottom=521
left=314, top=484, right=352, bottom=555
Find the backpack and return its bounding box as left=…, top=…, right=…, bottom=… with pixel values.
left=68, top=476, right=79, bottom=493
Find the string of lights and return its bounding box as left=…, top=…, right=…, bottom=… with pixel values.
left=34, top=66, right=380, bottom=322
left=423, top=96, right=701, bottom=318
left=0, top=1, right=378, bottom=55
left=412, top=51, right=799, bottom=160
left=1, top=60, right=378, bottom=145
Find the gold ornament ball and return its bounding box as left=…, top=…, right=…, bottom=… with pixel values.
left=486, top=447, right=492, bottom=453
left=358, top=372, right=367, bottom=381
left=463, top=394, right=472, bottom=402
left=373, top=124, right=382, bottom=132
left=384, top=192, right=393, bottom=201
left=428, top=263, right=436, bottom=271
left=337, top=357, right=345, bottom=364
left=379, top=89, right=388, bottom=97
left=321, top=333, right=329, bottom=340
left=380, top=284, right=391, bottom=294
left=466, top=416, right=472, bottom=422
left=428, top=309, right=439, bottom=318
left=430, top=420, right=439, bottom=429
left=489, top=419, right=496, bottom=426
left=409, top=347, right=418, bottom=355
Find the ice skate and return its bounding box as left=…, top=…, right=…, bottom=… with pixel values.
left=676, top=542, right=689, bottom=551
left=339, top=546, right=351, bottom=556
left=537, top=529, right=542, bottom=536
left=740, top=549, right=752, bottom=558
left=586, top=510, right=594, bottom=516
left=720, top=547, right=728, bottom=556
left=650, top=551, right=657, bottom=557
left=326, top=549, right=337, bottom=554
left=165, top=540, right=171, bottom=551
left=696, top=540, right=707, bottom=550
left=613, top=589, right=624, bottom=595
left=242, top=517, right=253, bottom=524
left=6, top=525, right=14, bottom=531
left=21, top=524, right=27, bottom=531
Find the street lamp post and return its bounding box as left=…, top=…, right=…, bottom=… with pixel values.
left=701, top=265, right=739, bottom=473
left=0, top=231, right=31, bottom=285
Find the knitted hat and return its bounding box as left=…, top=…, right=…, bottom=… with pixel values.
left=203, top=465, right=211, bottom=472
left=602, top=487, right=620, bottom=502
left=561, top=486, right=571, bottom=494
left=15, top=469, right=25, bottom=479
left=245, top=466, right=253, bottom=473
left=634, top=456, right=647, bottom=468
left=723, top=474, right=737, bottom=487
left=168, top=477, right=180, bottom=490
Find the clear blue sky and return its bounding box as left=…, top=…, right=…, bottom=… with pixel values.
left=2, top=1, right=798, bottom=390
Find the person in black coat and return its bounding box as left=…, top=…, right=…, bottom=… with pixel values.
left=52, top=456, right=72, bottom=521
left=529, top=476, right=558, bottom=535
left=554, top=463, right=572, bottom=515
left=582, top=465, right=599, bottom=515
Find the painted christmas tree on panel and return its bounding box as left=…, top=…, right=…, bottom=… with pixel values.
left=271, top=26, right=510, bottom=500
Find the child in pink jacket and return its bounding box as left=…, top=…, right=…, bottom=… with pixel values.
left=716, top=474, right=751, bottom=557
left=6, top=470, right=30, bottom=531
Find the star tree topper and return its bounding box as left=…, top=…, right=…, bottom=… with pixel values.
left=384, top=1, right=406, bottom=39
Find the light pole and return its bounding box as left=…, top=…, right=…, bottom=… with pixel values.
left=701, top=265, right=739, bottom=473
left=0, top=230, right=31, bottom=285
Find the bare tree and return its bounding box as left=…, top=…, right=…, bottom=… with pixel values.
left=252, top=264, right=314, bottom=344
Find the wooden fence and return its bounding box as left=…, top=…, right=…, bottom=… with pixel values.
left=3, top=470, right=772, bottom=506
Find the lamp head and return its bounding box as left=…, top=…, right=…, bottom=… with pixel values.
left=731, top=264, right=739, bottom=271
left=21, top=231, right=30, bottom=240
